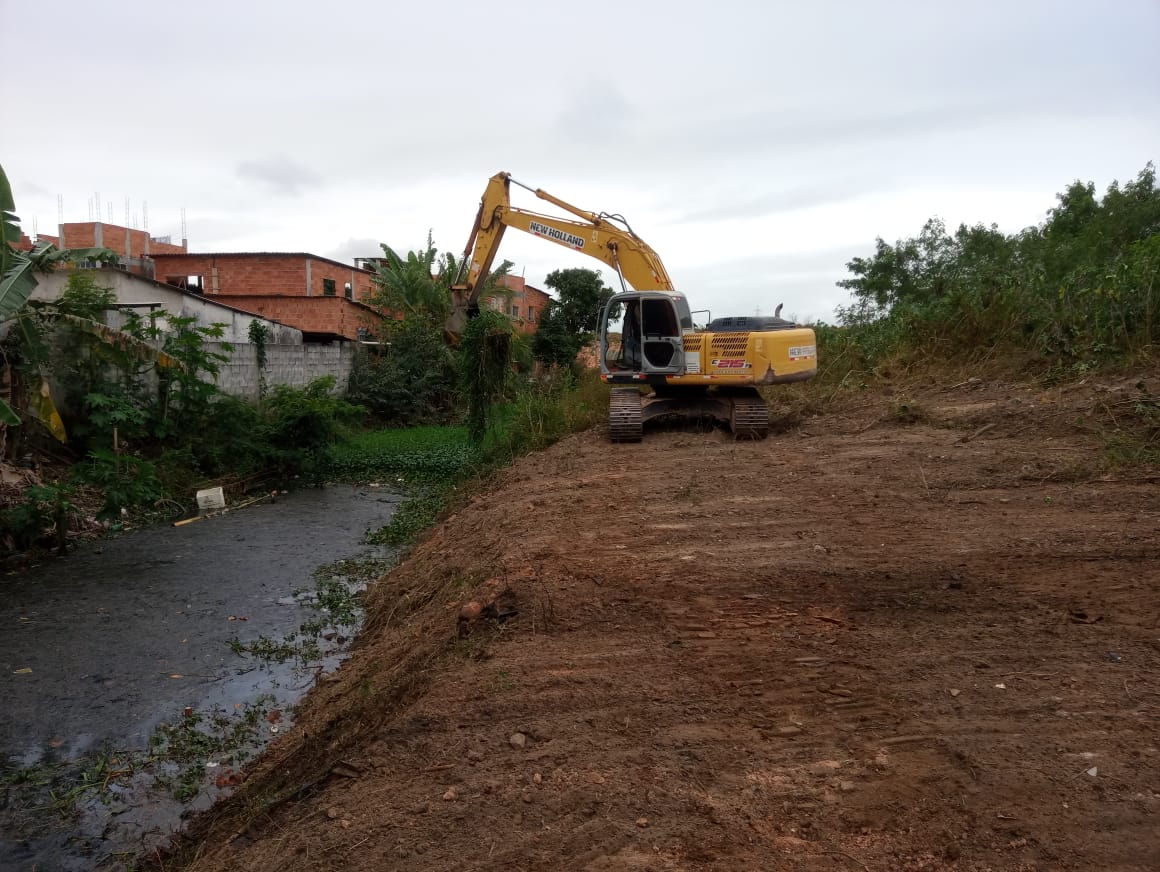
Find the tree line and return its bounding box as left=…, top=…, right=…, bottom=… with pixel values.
left=828, top=163, right=1159, bottom=375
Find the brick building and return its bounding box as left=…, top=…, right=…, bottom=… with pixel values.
left=489, top=275, right=551, bottom=335
left=57, top=222, right=187, bottom=275
left=148, top=252, right=385, bottom=341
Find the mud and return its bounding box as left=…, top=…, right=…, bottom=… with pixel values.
left=0, top=484, right=401, bottom=870
left=172, top=376, right=1160, bottom=872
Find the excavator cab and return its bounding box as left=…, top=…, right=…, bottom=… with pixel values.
left=600, top=291, right=691, bottom=380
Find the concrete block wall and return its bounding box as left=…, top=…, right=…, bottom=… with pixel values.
left=209, top=342, right=356, bottom=402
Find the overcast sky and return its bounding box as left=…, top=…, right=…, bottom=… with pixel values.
left=2, top=0, right=1157, bottom=321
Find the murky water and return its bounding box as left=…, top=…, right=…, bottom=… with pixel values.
left=0, top=484, right=401, bottom=870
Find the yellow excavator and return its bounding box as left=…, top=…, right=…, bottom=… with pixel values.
left=450, top=172, right=817, bottom=441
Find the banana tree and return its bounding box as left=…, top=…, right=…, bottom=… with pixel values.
left=1, top=162, right=118, bottom=433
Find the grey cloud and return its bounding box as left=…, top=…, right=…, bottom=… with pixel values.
left=236, top=156, right=323, bottom=196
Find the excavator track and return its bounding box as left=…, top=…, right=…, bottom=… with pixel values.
left=609, top=388, right=643, bottom=443
left=729, top=390, right=770, bottom=440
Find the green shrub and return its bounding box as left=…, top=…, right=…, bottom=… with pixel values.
left=832, top=164, right=1160, bottom=372
left=346, top=319, right=458, bottom=424
left=261, top=377, right=365, bottom=479
left=0, top=485, right=71, bottom=551
left=70, top=450, right=163, bottom=520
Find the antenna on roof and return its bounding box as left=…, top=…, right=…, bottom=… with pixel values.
left=143, top=201, right=149, bottom=234
left=124, top=197, right=130, bottom=229
left=181, top=207, right=188, bottom=247
left=32, top=217, right=37, bottom=239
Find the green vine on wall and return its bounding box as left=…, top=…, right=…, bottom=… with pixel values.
left=248, top=320, right=269, bottom=400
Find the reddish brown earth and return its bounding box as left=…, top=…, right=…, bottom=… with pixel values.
left=169, top=375, right=1160, bottom=872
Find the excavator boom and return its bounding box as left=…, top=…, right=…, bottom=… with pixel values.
left=448, top=172, right=672, bottom=334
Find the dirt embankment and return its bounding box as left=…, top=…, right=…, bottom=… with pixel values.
left=167, top=375, right=1160, bottom=872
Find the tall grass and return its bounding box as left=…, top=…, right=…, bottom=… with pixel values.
left=336, top=371, right=608, bottom=546
left=477, top=369, right=608, bottom=464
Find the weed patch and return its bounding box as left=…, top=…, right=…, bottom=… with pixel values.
left=366, top=487, right=451, bottom=546
left=148, top=697, right=275, bottom=801
left=229, top=556, right=392, bottom=665
left=326, top=426, right=474, bottom=484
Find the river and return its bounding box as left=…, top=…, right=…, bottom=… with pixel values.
left=0, top=483, right=401, bottom=870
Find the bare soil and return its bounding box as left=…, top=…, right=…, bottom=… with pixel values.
left=167, top=374, right=1160, bottom=872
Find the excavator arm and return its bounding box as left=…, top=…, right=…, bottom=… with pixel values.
left=448, top=172, right=673, bottom=335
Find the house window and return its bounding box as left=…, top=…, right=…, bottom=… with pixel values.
left=510, top=305, right=519, bottom=318
left=167, top=275, right=204, bottom=293
left=322, top=278, right=336, bottom=296
left=527, top=306, right=535, bottom=322
left=344, top=281, right=353, bottom=300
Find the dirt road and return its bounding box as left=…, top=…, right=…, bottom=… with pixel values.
left=172, top=377, right=1160, bottom=872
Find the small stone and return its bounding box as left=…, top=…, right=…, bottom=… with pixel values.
left=510, top=732, right=527, bottom=750
left=839, top=780, right=856, bottom=793
left=442, top=787, right=458, bottom=801
left=413, top=801, right=430, bottom=814
left=636, top=817, right=650, bottom=828
left=339, top=819, right=351, bottom=828
left=1086, top=766, right=1098, bottom=778
left=522, top=789, right=535, bottom=803
left=807, top=760, right=842, bottom=776
left=949, top=688, right=961, bottom=697
left=466, top=749, right=484, bottom=763
left=326, top=807, right=340, bottom=820
left=775, top=725, right=802, bottom=737
left=533, top=772, right=542, bottom=785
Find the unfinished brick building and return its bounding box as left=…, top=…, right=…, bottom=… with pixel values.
left=148, top=252, right=385, bottom=341
left=489, top=275, right=551, bottom=335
